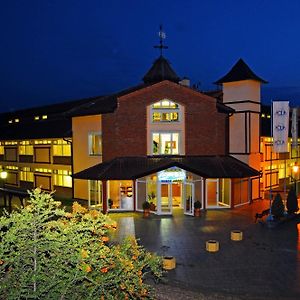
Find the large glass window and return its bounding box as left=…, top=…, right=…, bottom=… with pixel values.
left=53, top=170, right=72, bottom=187
left=152, top=132, right=179, bottom=155
left=88, top=132, right=102, bottom=156
left=20, top=167, right=34, bottom=182
left=19, top=141, right=33, bottom=155
left=53, top=140, right=71, bottom=156
left=151, top=99, right=180, bottom=123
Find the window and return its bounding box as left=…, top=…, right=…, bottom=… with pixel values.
left=19, top=141, right=33, bottom=155
left=53, top=140, right=71, bottom=156
left=88, top=132, right=102, bottom=156
left=53, top=170, right=72, bottom=188
left=20, top=167, right=34, bottom=182
left=0, top=142, right=4, bottom=155
left=151, top=99, right=180, bottom=123
left=152, top=132, right=179, bottom=155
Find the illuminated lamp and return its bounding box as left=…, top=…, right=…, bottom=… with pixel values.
left=0, top=170, right=8, bottom=179
left=231, top=230, right=243, bottom=241
left=163, top=256, right=176, bottom=270
left=206, top=240, right=219, bottom=252
left=293, top=162, right=299, bottom=174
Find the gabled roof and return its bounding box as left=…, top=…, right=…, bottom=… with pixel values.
left=73, top=155, right=259, bottom=180
left=66, top=84, right=149, bottom=117
left=142, top=55, right=180, bottom=84
left=214, top=58, right=268, bottom=84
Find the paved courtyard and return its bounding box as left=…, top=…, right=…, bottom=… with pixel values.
left=109, top=200, right=300, bottom=300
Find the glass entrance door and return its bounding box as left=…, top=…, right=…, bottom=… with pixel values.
left=184, top=182, right=194, bottom=215
left=159, top=183, right=172, bottom=214
left=206, top=179, right=219, bottom=208
left=88, top=180, right=102, bottom=209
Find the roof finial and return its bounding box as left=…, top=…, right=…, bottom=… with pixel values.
left=154, top=24, right=168, bottom=56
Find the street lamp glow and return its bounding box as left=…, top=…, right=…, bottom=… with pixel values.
left=293, top=163, right=299, bottom=174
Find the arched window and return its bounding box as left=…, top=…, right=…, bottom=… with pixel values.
left=151, top=99, right=180, bottom=123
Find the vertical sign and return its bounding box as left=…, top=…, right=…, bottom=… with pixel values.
left=272, top=100, right=289, bottom=153
left=291, top=107, right=298, bottom=148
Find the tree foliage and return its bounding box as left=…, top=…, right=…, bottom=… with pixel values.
left=286, top=187, right=299, bottom=214
left=0, top=188, right=162, bottom=299
left=271, top=193, right=284, bottom=218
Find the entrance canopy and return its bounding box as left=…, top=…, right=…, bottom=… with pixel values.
left=73, top=155, right=259, bottom=180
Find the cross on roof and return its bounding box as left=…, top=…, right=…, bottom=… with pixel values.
left=154, top=24, right=168, bottom=56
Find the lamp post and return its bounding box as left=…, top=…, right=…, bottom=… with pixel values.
left=0, top=169, right=8, bottom=207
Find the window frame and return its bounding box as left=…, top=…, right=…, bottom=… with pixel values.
left=88, top=131, right=102, bottom=156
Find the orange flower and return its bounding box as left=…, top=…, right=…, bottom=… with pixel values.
left=81, top=249, right=88, bottom=259
left=81, top=264, right=92, bottom=273
left=72, top=202, right=87, bottom=214
left=132, top=255, right=137, bottom=260
left=100, top=267, right=108, bottom=273
left=102, top=236, right=109, bottom=242
left=0, top=259, right=4, bottom=265
left=65, top=212, right=73, bottom=218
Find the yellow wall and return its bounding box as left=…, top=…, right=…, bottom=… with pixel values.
left=72, top=115, right=102, bottom=200
left=223, top=80, right=260, bottom=103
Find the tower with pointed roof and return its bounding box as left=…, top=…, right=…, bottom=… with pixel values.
left=215, top=58, right=267, bottom=201
left=142, top=25, right=180, bottom=84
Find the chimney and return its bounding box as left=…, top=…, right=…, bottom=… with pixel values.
left=179, top=77, right=190, bottom=87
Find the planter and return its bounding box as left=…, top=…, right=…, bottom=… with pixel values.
left=231, top=230, right=243, bottom=241
left=143, top=209, right=150, bottom=218
left=206, top=240, right=219, bottom=252
left=194, top=208, right=201, bottom=217
left=163, top=256, right=176, bottom=270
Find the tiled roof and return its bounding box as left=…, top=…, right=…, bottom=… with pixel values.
left=66, top=84, right=149, bottom=117
left=0, top=118, right=72, bottom=140
left=143, top=55, right=180, bottom=84
left=214, top=58, right=268, bottom=84
left=73, top=155, right=259, bottom=180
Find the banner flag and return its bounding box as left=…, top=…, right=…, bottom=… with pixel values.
left=272, top=101, right=289, bottom=153
left=291, top=107, right=298, bottom=148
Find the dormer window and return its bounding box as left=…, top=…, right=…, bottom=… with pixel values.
left=151, top=99, right=180, bottom=123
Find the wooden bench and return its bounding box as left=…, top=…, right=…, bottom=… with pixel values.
left=254, top=208, right=270, bottom=223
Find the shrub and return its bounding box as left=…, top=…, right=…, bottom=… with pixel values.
left=0, top=188, right=162, bottom=299
left=271, top=193, right=284, bottom=219
left=286, top=188, right=299, bottom=214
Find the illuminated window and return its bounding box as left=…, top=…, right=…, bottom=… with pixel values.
left=88, top=132, right=102, bottom=156
left=34, top=140, right=51, bottom=144
left=8, top=120, right=13, bottom=124
left=14, top=118, right=19, bottom=123
left=53, top=170, right=72, bottom=187
left=152, top=132, right=179, bottom=155
left=267, top=115, right=271, bottom=119
left=4, top=141, right=17, bottom=145
left=42, top=115, right=47, bottom=120
left=261, top=114, right=265, bottom=118
left=34, top=116, right=40, bottom=120
left=35, top=168, right=52, bottom=173
left=20, top=167, right=34, bottom=182
left=19, top=141, right=33, bottom=155
left=0, top=142, right=4, bottom=155
left=151, top=99, right=180, bottom=123
left=53, top=140, right=71, bottom=156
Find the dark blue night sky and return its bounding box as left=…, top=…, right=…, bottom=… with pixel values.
left=1, top=0, right=300, bottom=112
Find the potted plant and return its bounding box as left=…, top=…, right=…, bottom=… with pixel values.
left=108, top=198, right=113, bottom=209
left=194, top=200, right=202, bottom=217
left=142, top=201, right=151, bottom=217
left=271, top=193, right=284, bottom=220
left=286, top=187, right=299, bottom=216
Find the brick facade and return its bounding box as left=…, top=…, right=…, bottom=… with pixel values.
left=102, top=81, right=228, bottom=161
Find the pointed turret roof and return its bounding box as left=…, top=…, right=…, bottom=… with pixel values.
left=214, top=58, right=267, bottom=84
left=142, top=55, right=180, bottom=84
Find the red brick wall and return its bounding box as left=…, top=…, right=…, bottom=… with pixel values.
left=102, top=81, right=228, bottom=161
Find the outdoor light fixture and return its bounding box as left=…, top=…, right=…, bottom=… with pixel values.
left=0, top=170, right=8, bottom=179
left=293, top=162, right=299, bottom=174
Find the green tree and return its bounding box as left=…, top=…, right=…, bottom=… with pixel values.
left=0, top=188, right=162, bottom=299
left=286, top=187, right=299, bottom=214
left=271, top=193, right=284, bottom=219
